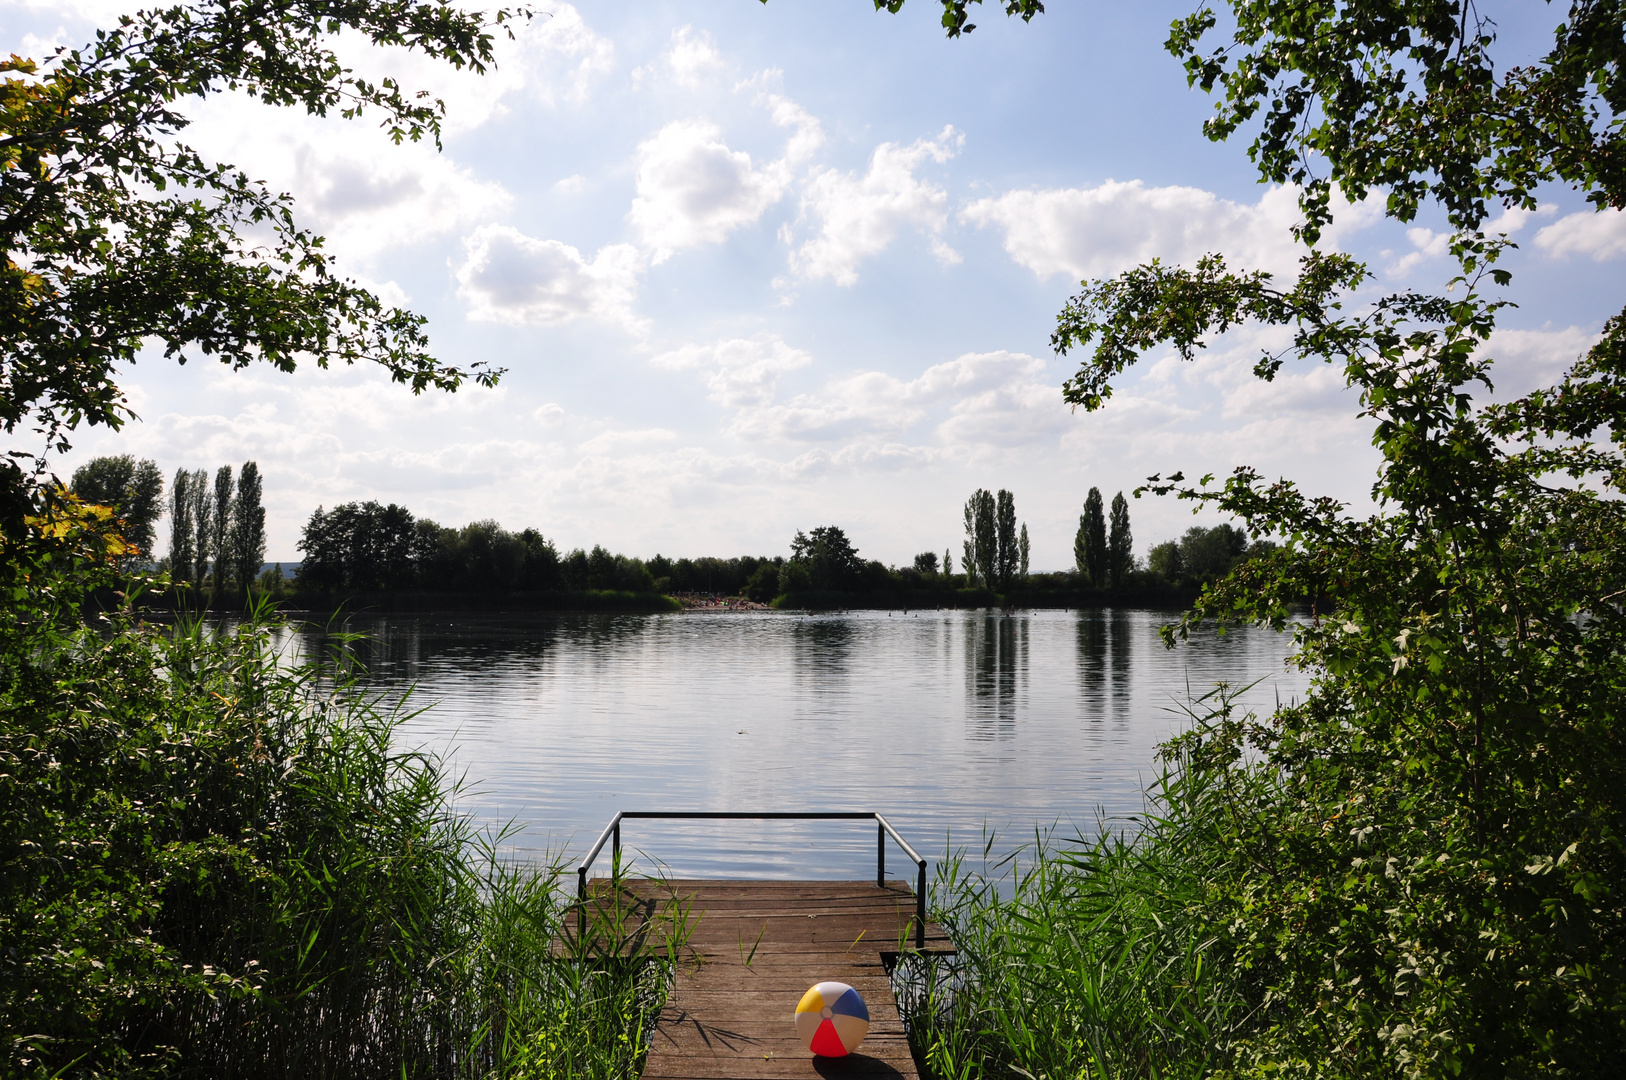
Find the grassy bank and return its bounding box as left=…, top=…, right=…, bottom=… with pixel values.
left=0, top=552, right=672, bottom=1078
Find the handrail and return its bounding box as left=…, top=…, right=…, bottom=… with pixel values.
left=576, top=811, right=930, bottom=948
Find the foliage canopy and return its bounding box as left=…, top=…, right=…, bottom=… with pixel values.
left=0, top=0, right=518, bottom=474
left=1034, top=0, right=1626, bottom=1073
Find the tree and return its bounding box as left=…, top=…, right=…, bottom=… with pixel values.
left=296, top=501, right=416, bottom=592
left=962, top=489, right=996, bottom=588
left=744, top=561, right=781, bottom=601
left=1, top=0, right=514, bottom=475
left=168, top=468, right=194, bottom=582
left=190, top=468, right=212, bottom=589
left=1179, top=523, right=1245, bottom=584
left=1147, top=539, right=1182, bottom=584
left=913, top=551, right=940, bottom=575
left=994, top=489, right=1018, bottom=590
left=518, top=529, right=562, bottom=591
left=1045, top=3, right=1626, bottom=1070
left=1018, top=523, right=1030, bottom=580
left=870, top=0, right=1046, bottom=39
left=69, top=455, right=163, bottom=558
left=790, top=526, right=864, bottom=592
left=1075, top=487, right=1106, bottom=588
left=1107, top=491, right=1132, bottom=589
left=943, top=548, right=954, bottom=577
left=208, top=466, right=233, bottom=596
left=228, top=462, right=265, bottom=604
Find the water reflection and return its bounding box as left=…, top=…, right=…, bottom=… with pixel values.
left=793, top=615, right=854, bottom=716
left=966, top=613, right=1024, bottom=742
left=1110, top=609, right=1133, bottom=731
left=276, top=608, right=1305, bottom=877
left=1076, top=611, right=1106, bottom=739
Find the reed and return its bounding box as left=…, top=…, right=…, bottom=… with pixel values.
left=0, top=582, right=669, bottom=1079
left=896, top=687, right=1259, bottom=1080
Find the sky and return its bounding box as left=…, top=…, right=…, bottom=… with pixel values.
left=9, top=0, right=1624, bottom=566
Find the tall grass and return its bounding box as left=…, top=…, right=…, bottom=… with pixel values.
left=897, top=687, right=1261, bottom=1080
left=0, top=578, right=669, bottom=1079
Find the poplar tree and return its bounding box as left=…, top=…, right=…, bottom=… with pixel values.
left=994, top=489, right=1018, bottom=589
left=962, top=489, right=997, bottom=588
left=1108, top=491, right=1132, bottom=589
left=190, top=469, right=211, bottom=589
left=1018, top=523, right=1030, bottom=581
left=168, top=469, right=194, bottom=582
left=1077, top=487, right=1107, bottom=588
left=229, top=462, right=266, bottom=605
left=209, top=466, right=233, bottom=596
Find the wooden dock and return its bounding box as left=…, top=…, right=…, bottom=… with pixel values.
left=581, top=877, right=954, bottom=1080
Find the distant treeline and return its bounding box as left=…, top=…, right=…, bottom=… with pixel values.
left=293, top=496, right=1271, bottom=610
left=64, top=461, right=1271, bottom=611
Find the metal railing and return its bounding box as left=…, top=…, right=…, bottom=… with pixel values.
left=576, top=811, right=930, bottom=947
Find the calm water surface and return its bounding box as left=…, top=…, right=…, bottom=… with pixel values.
left=289, top=608, right=1307, bottom=878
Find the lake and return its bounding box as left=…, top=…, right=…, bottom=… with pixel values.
left=285, top=607, right=1308, bottom=879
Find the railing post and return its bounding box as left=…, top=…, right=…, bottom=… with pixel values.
left=613, top=820, right=621, bottom=868
left=916, top=860, right=926, bottom=948
left=577, top=866, right=587, bottom=939
left=877, top=819, right=885, bottom=886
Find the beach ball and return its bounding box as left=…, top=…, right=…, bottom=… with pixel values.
left=795, top=981, right=870, bottom=1057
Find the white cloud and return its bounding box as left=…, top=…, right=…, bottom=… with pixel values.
left=789, top=126, right=964, bottom=286
left=652, top=336, right=813, bottom=407
left=332, top=4, right=613, bottom=130
left=761, top=93, right=825, bottom=165
left=963, top=181, right=1302, bottom=280
left=666, top=25, right=725, bottom=86
left=1534, top=208, right=1626, bottom=262
left=1485, top=324, right=1601, bottom=398
left=728, top=349, right=1065, bottom=453
left=455, top=225, right=645, bottom=328
left=552, top=174, right=587, bottom=195
left=963, top=182, right=1387, bottom=282
left=627, top=119, right=792, bottom=262
left=180, top=94, right=511, bottom=268
left=576, top=427, right=679, bottom=454
left=1387, top=226, right=1452, bottom=278
left=1388, top=205, right=1554, bottom=277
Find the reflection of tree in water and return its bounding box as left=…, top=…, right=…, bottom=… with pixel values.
left=792, top=618, right=853, bottom=715
left=290, top=613, right=590, bottom=684
left=1076, top=609, right=1134, bottom=732
left=1109, top=608, right=1132, bottom=730
left=1076, top=611, right=1106, bottom=728
left=966, top=613, right=1025, bottom=741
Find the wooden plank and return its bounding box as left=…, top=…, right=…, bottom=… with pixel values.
left=576, top=879, right=951, bottom=1080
